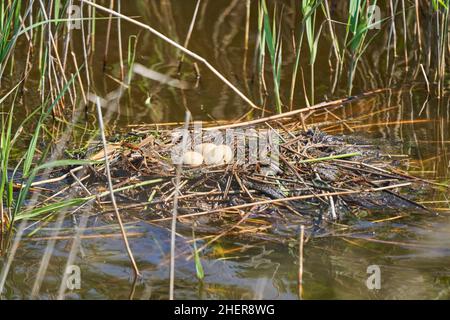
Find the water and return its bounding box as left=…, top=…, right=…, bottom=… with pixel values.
left=1, top=1, right=449, bottom=299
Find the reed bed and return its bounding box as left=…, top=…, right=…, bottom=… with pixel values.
left=0, top=0, right=449, bottom=298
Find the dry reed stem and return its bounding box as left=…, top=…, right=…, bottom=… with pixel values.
left=169, top=111, right=191, bottom=300
left=206, top=88, right=389, bottom=131
left=298, top=224, right=304, bottom=300
left=95, top=98, right=140, bottom=277
left=80, top=0, right=262, bottom=112
left=28, top=232, right=145, bottom=242
left=149, top=182, right=412, bottom=223
left=178, top=0, right=202, bottom=68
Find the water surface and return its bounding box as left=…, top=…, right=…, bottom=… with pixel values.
left=1, top=0, right=449, bottom=299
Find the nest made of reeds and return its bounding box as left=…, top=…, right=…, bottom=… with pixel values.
left=74, top=118, right=435, bottom=243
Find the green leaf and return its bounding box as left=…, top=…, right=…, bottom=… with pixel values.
left=192, top=229, right=205, bottom=280
left=16, top=198, right=88, bottom=221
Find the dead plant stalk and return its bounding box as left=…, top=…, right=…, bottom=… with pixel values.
left=95, top=98, right=140, bottom=277
left=79, top=0, right=261, bottom=112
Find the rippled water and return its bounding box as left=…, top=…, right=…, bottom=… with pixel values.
left=1, top=0, right=449, bottom=299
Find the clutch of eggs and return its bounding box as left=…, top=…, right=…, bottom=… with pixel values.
left=182, top=143, right=233, bottom=166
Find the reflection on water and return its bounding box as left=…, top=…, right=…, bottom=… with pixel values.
left=1, top=0, right=449, bottom=299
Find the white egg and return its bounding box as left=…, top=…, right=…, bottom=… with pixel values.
left=203, top=147, right=223, bottom=165
left=204, top=144, right=233, bottom=165
left=194, top=143, right=216, bottom=157
left=182, top=151, right=204, bottom=167
left=216, top=145, right=233, bottom=164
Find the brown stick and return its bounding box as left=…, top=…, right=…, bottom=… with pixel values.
left=170, top=112, right=191, bottom=300
left=80, top=0, right=262, bottom=112
left=95, top=98, right=141, bottom=277
left=25, top=232, right=145, bottom=242
left=205, top=88, right=389, bottom=131
left=298, top=225, right=305, bottom=300
left=149, top=182, right=412, bottom=222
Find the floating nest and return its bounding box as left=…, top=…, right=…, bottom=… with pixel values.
left=71, top=119, right=436, bottom=243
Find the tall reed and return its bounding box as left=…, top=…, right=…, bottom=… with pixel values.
left=259, top=0, right=283, bottom=113
left=0, top=0, right=22, bottom=79
left=301, top=0, right=322, bottom=105
left=432, top=0, right=449, bottom=97
left=345, top=0, right=379, bottom=95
